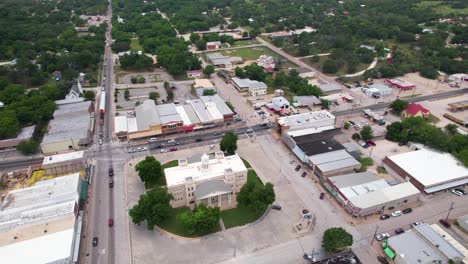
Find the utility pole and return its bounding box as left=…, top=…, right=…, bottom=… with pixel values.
left=371, top=225, right=379, bottom=245
left=445, top=202, right=455, bottom=221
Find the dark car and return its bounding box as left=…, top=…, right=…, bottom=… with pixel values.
left=271, top=204, right=282, bottom=210
left=108, top=218, right=114, bottom=227
left=319, top=193, right=325, bottom=200
left=195, top=138, right=203, bottom=142
left=367, top=140, right=376, bottom=146
left=379, top=214, right=391, bottom=220
left=108, top=168, right=114, bottom=177
left=295, top=165, right=301, bottom=171
left=170, top=147, right=178, bottom=152
left=301, top=172, right=307, bottom=178
left=439, top=219, right=451, bottom=228
left=394, top=228, right=405, bottom=235
left=109, top=178, right=114, bottom=188
left=93, top=237, right=99, bottom=247
left=348, top=121, right=355, bottom=125
left=454, top=188, right=466, bottom=195
left=377, top=256, right=390, bottom=264
left=213, top=132, right=220, bottom=136
left=402, top=208, right=412, bottom=214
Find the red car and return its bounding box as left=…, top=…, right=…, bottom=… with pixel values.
left=319, top=193, right=325, bottom=200
left=169, top=147, right=178, bottom=152
left=367, top=140, right=376, bottom=146
left=108, top=218, right=113, bottom=227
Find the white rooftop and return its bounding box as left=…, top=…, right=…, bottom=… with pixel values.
left=194, top=79, right=214, bottom=89
left=0, top=228, right=75, bottom=264
left=164, top=153, right=247, bottom=187
left=348, top=182, right=420, bottom=209
left=387, top=147, right=468, bottom=188
left=42, top=151, right=84, bottom=166
left=278, top=111, right=335, bottom=127
left=127, top=117, right=138, bottom=132
left=204, top=102, right=223, bottom=121
left=114, top=115, right=128, bottom=133
left=175, top=105, right=192, bottom=126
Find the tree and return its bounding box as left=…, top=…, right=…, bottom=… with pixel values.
left=220, top=132, right=239, bottom=155
left=234, top=67, right=246, bottom=78
left=124, top=89, right=130, bottom=101
left=322, top=227, right=353, bottom=252
left=244, top=64, right=266, bottom=81
left=320, top=99, right=330, bottom=109
left=148, top=91, right=159, bottom=101
left=178, top=204, right=220, bottom=235
left=389, top=99, right=409, bottom=115
left=166, top=90, right=174, bottom=102
left=189, top=33, right=201, bottom=43
left=203, top=65, right=215, bottom=76
left=195, top=39, right=207, bottom=51
left=343, top=122, right=350, bottom=130
left=0, top=110, right=20, bottom=139
left=129, top=186, right=173, bottom=230
left=83, top=90, right=95, bottom=101
left=352, top=133, right=361, bottom=140
left=135, top=156, right=163, bottom=185
left=322, top=60, right=338, bottom=74
left=386, top=121, right=403, bottom=141
left=202, top=89, right=216, bottom=96
left=360, top=125, right=374, bottom=141
left=16, top=140, right=39, bottom=155
left=237, top=180, right=275, bottom=214
left=445, top=124, right=458, bottom=135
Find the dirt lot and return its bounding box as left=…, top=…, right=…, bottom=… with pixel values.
left=118, top=71, right=174, bottom=85
left=114, top=87, right=166, bottom=110
left=419, top=93, right=468, bottom=129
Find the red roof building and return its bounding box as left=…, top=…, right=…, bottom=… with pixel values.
left=402, top=103, right=430, bottom=118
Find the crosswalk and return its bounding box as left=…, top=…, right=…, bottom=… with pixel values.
left=93, top=156, right=127, bottom=161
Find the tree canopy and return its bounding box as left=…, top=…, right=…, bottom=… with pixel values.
left=129, top=186, right=173, bottom=230
left=360, top=125, right=374, bottom=141
left=135, top=156, right=163, bottom=186
left=237, top=180, right=275, bottom=214
left=220, top=132, right=239, bottom=155
left=389, top=99, right=409, bottom=115
left=322, top=227, right=353, bottom=252
left=178, top=204, right=220, bottom=235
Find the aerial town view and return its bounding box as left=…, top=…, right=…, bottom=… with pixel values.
left=1, top=0, right=468, bottom=263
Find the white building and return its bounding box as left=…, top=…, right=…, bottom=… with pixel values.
left=231, top=77, right=267, bottom=95
left=164, top=152, right=248, bottom=210
left=276, top=111, right=335, bottom=133
left=267, top=96, right=290, bottom=112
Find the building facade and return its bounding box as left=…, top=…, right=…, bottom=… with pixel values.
left=164, top=152, right=248, bottom=210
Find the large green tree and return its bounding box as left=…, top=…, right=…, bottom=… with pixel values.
left=360, top=125, right=374, bottom=141
left=220, top=132, right=239, bottom=155
left=322, top=227, right=353, bottom=252
left=203, top=65, right=215, bottom=76
left=178, top=204, right=220, bottom=235
left=129, top=186, right=173, bottom=230
left=0, top=110, right=20, bottom=139
left=135, top=156, right=163, bottom=185
left=390, top=99, right=409, bottom=115
left=16, top=140, right=39, bottom=155
left=237, top=181, right=275, bottom=214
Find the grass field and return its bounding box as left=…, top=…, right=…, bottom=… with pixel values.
left=130, top=38, right=143, bottom=51
left=157, top=207, right=221, bottom=237
left=301, top=56, right=371, bottom=76
left=231, top=39, right=260, bottom=48
left=220, top=205, right=264, bottom=228
left=416, top=1, right=468, bottom=15
left=220, top=46, right=278, bottom=61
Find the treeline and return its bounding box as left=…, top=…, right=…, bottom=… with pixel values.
left=386, top=117, right=468, bottom=166
left=112, top=1, right=201, bottom=75
left=120, top=53, right=153, bottom=71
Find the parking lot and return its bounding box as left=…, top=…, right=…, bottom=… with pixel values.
left=114, top=87, right=166, bottom=109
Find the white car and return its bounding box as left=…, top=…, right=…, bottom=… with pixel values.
left=451, top=189, right=463, bottom=196
left=148, top=138, right=157, bottom=143
left=167, top=139, right=176, bottom=144
left=411, top=221, right=423, bottom=227
left=391, top=210, right=402, bottom=217
left=246, top=128, right=254, bottom=133
left=160, top=149, right=169, bottom=153
left=99, top=138, right=103, bottom=145
left=209, top=144, right=215, bottom=150
left=375, top=233, right=390, bottom=241
left=138, top=147, right=147, bottom=152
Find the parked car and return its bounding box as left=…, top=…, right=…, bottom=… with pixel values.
left=402, top=208, right=412, bottom=214
left=271, top=204, right=282, bottom=210
left=348, top=120, right=355, bottom=126
left=209, top=144, right=215, bottom=149
left=379, top=214, right=391, bottom=220
left=148, top=138, right=157, bottom=142
left=439, top=219, right=451, bottom=228
left=160, top=149, right=169, bottom=153
left=375, top=233, right=390, bottom=241
left=246, top=128, right=254, bottom=133
left=99, top=130, right=103, bottom=136
left=295, top=165, right=301, bottom=171
left=99, top=138, right=103, bottom=145
left=108, top=218, right=113, bottom=227
left=170, top=147, right=178, bottom=152
left=289, top=160, right=294, bottom=164
left=109, top=178, right=114, bottom=188
left=394, top=228, right=405, bottom=235
left=167, top=139, right=176, bottom=143
left=319, top=193, right=325, bottom=200
left=195, top=138, right=203, bottom=142
left=451, top=189, right=463, bottom=196
left=454, top=188, right=466, bottom=195
left=108, top=168, right=114, bottom=177
left=301, top=172, right=307, bottom=178
left=377, top=256, right=390, bottom=264
left=367, top=140, right=376, bottom=146
left=141, top=146, right=147, bottom=151
left=93, top=237, right=99, bottom=247
left=213, top=132, right=220, bottom=136
left=391, top=210, right=402, bottom=217
left=136, top=147, right=143, bottom=152
left=411, top=221, right=423, bottom=227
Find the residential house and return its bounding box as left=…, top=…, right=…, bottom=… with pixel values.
left=402, top=103, right=430, bottom=118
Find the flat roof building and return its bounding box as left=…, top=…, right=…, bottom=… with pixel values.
left=308, top=150, right=361, bottom=177
left=194, top=79, right=215, bottom=89
left=231, top=77, right=267, bottom=92
left=200, top=94, right=234, bottom=122
left=41, top=151, right=85, bottom=176
left=267, top=96, right=290, bottom=113
left=383, top=146, right=468, bottom=193
left=164, top=152, right=248, bottom=210
left=41, top=101, right=93, bottom=154
left=187, top=99, right=214, bottom=125
left=0, top=125, right=35, bottom=150
left=276, top=111, right=335, bottom=134
left=318, top=83, right=342, bottom=95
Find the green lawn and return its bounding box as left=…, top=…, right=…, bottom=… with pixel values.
left=247, top=169, right=263, bottom=185
left=241, top=158, right=252, bottom=168
left=144, top=160, right=178, bottom=189
left=416, top=1, right=468, bottom=15
left=220, top=46, right=278, bottom=61
left=158, top=207, right=221, bottom=237
left=231, top=39, right=260, bottom=48
left=130, top=38, right=143, bottom=51
left=220, top=205, right=264, bottom=228
left=301, top=56, right=372, bottom=76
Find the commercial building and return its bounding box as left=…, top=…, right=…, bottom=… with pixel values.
left=402, top=103, right=430, bottom=118
left=200, top=94, right=234, bottom=122
left=41, top=151, right=85, bottom=176
left=206, top=53, right=243, bottom=68
left=41, top=100, right=93, bottom=154
left=0, top=125, right=35, bottom=150
left=164, top=152, right=248, bottom=210
left=317, top=83, right=342, bottom=95
left=387, top=223, right=467, bottom=264
left=362, top=84, right=392, bottom=97
left=324, top=172, right=419, bottom=216
left=383, top=146, right=468, bottom=193
left=206, top=41, right=222, bottom=50
left=308, top=150, right=361, bottom=177
left=231, top=77, right=267, bottom=95
left=267, top=96, right=290, bottom=112
left=292, top=96, right=321, bottom=108
left=291, top=67, right=315, bottom=79
left=384, top=78, right=415, bottom=90
left=129, top=99, right=162, bottom=139
left=156, top=103, right=184, bottom=134
left=276, top=111, right=336, bottom=134
left=0, top=173, right=83, bottom=264
left=320, top=92, right=354, bottom=103
left=114, top=115, right=129, bottom=140
left=187, top=99, right=215, bottom=126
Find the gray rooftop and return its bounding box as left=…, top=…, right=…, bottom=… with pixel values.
left=458, top=214, right=468, bottom=232
left=315, top=157, right=360, bottom=173
left=42, top=111, right=90, bottom=144
left=293, top=96, right=321, bottom=106
left=328, top=172, right=377, bottom=188
left=231, top=77, right=267, bottom=89
left=135, top=100, right=160, bottom=130
left=0, top=125, right=36, bottom=149
left=187, top=99, right=213, bottom=123
left=318, top=83, right=342, bottom=93
left=206, top=53, right=226, bottom=61
left=156, top=103, right=182, bottom=124
left=194, top=179, right=231, bottom=200
left=200, top=94, right=234, bottom=116
left=53, top=101, right=91, bottom=117
left=183, top=104, right=201, bottom=125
